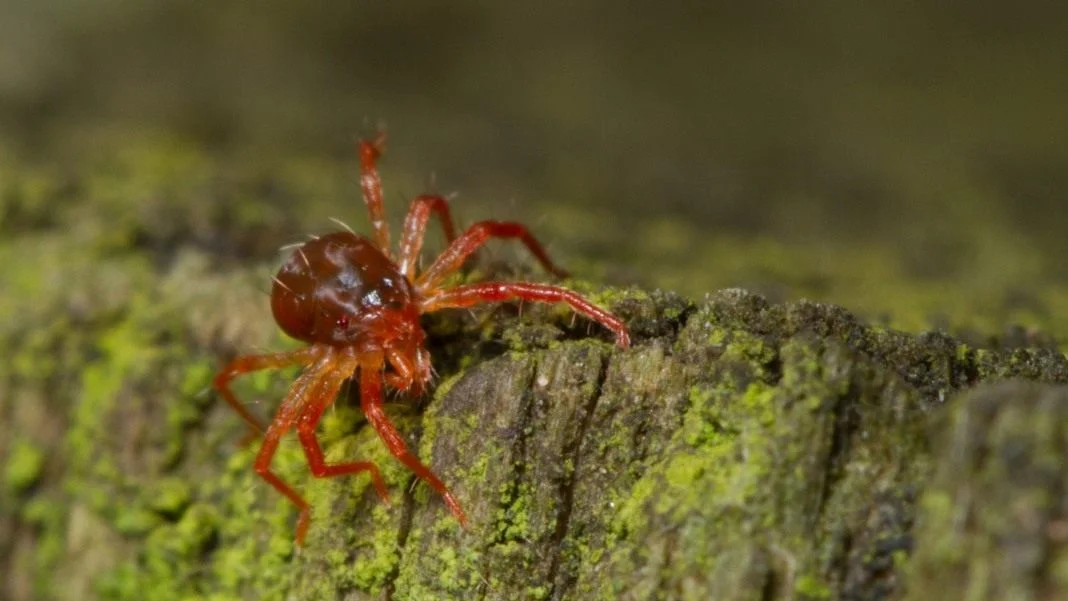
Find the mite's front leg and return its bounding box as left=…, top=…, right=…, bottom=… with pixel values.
left=360, top=364, right=467, bottom=525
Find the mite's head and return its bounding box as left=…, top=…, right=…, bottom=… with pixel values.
left=270, top=232, right=423, bottom=350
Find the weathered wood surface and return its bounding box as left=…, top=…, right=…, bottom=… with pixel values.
left=4, top=270, right=1068, bottom=600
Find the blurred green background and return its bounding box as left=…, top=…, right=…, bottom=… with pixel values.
left=2, top=0, right=1066, bottom=336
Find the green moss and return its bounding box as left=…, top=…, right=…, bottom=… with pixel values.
left=346, top=513, right=402, bottom=590
left=147, top=477, right=193, bottom=517
left=795, top=574, right=831, bottom=599
left=393, top=527, right=484, bottom=598
left=113, top=507, right=164, bottom=536
left=19, top=497, right=68, bottom=598
left=494, top=480, right=535, bottom=542
left=99, top=504, right=223, bottom=599
left=5, top=438, right=46, bottom=493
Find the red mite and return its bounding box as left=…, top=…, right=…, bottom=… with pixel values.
left=214, top=133, right=631, bottom=544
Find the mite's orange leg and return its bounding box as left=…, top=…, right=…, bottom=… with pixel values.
left=397, top=194, right=459, bottom=279
left=294, top=364, right=390, bottom=543
left=358, top=133, right=391, bottom=255
left=249, top=359, right=330, bottom=545
left=422, top=282, right=631, bottom=348
left=213, top=347, right=321, bottom=437
left=254, top=427, right=313, bottom=543
left=359, top=365, right=468, bottom=525
left=415, top=221, right=570, bottom=292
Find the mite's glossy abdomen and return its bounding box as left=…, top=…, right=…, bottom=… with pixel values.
left=270, top=232, right=416, bottom=346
